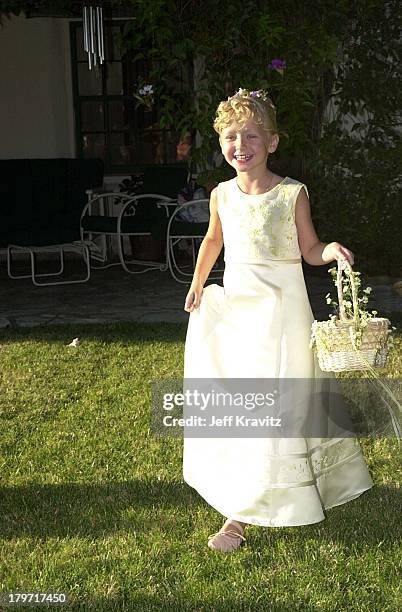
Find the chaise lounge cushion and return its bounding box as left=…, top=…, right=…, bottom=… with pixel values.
left=0, top=158, right=104, bottom=247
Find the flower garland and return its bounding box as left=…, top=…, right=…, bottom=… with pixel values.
left=228, top=88, right=270, bottom=101
left=310, top=265, right=395, bottom=354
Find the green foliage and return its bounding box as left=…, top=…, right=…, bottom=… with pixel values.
left=116, top=0, right=348, bottom=171
left=309, top=1, right=401, bottom=276
left=117, top=0, right=400, bottom=274
left=0, top=0, right=125, bottom=21
left=0, top=0, right=71, bottom=19
left=0, top=0, right=25, bottom=21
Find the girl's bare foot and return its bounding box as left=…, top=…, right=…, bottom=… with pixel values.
left=207, top=518, right=248, bottom=552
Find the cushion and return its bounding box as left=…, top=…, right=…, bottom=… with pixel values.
left=0, top=158, right=104, bottom=247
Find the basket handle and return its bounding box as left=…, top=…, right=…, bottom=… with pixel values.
left=336, top=259, right=359, bottom=323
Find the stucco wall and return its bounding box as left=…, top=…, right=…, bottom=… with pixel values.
left=0, top=14, right=75, bottom=159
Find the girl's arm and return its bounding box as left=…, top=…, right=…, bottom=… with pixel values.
left=184, top=187, right=224, bottom=312
left=295, top=187, right=354, bottom=266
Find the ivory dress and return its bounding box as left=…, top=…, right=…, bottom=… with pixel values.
left=182, top=176, right=373, bottom=527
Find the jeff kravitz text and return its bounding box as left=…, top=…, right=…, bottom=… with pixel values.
left=163, top=415, right=282, bottom=427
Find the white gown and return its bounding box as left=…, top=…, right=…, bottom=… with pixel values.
left=182, top=176, right=373, bottom=527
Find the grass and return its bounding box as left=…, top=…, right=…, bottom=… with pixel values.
left=0, top=322, right=401, bottom=611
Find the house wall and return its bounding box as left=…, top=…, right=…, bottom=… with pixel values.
left=0, top=14, right=75, bottom=159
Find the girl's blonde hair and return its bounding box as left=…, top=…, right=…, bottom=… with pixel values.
left=213, top=92, right=278, bottom=141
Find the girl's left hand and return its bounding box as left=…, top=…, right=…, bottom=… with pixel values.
left=322, top=242, right=355, bottom=266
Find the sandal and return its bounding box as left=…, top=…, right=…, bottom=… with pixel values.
left=207, top=519, right=246, bottom=553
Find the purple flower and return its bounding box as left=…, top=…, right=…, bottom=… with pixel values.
left=268, top=59, right=287, bottom=71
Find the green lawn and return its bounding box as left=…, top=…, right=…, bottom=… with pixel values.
left=0, top=322, right=401, bottom=611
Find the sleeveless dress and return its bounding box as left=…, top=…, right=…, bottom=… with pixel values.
left=182, top=176, right=373, bottom=527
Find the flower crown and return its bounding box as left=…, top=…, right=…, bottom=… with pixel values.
left=227, top=88, right=270, bottom=102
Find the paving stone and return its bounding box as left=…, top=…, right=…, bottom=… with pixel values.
left=0, top=258, right=400, bottom=329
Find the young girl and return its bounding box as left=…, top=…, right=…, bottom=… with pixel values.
left=182, top=89, right=373, bottom=553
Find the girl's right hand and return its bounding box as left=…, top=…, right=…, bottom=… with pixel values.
left=184, top=284, right=203, bottom=312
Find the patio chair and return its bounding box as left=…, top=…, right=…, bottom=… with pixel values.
left=80, top=165, right=189, bottom=274
left=80, top=192, right=176, bottom=274
left=166, top=198, right=224, bottom=283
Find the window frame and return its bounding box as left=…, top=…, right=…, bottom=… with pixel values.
left=69, top=19, right=193, bottom=174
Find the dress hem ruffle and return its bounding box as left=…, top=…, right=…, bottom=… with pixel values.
left=184, top=482, right=373, bottom=528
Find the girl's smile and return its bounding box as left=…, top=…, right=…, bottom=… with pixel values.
left=233, top=153, right=254, bottom=165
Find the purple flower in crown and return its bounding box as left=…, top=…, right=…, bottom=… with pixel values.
left=228, top=88, right=269, bottom=101
left=228, top=88, right=242, bottom=100
left=268, top=59, right=287, bottom=75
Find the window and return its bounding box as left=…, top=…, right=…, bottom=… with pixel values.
left=70, top=20, right=193, bottom=173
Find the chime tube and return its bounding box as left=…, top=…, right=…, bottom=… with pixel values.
left=96, top=7, right=102, bottom=63
left=83, top=6, right=88, bottom=52
left=99, top=6, right=105, bottom=63
left=89, top=6, right=95, bottom=54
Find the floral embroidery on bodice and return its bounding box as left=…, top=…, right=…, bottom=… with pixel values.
left=217, top=176, right=308, bottom=263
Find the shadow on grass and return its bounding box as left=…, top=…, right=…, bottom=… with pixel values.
left=0, top=322, right=188, bottom=345
left=0, top=479, right=399, bottom=549
left=0, top=479, right=200, bottom=540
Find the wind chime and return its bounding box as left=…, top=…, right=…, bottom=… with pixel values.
left=82, top=4, right=105, bottom=70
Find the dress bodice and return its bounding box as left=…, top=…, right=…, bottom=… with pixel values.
left=217, top=176, right=308, bottom=263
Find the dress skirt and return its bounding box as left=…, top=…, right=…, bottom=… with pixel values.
left=182, top=261, right=373, bottom=526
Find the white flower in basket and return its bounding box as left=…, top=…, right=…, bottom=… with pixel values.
left=310, top=260, right=395, bottom=372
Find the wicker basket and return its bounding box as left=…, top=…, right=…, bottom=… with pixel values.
left=311, top=260, right=391, bottom=372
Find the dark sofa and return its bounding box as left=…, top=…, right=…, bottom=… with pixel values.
left=0, top=158, right=104, bottom=248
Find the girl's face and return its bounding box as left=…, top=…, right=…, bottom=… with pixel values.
left=220, top=118, right=277, bottom=173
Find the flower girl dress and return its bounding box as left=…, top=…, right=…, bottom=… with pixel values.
left=183, top=177, right=373, bottom=527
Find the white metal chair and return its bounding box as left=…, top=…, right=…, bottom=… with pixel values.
left=166, top=198, right=224, bottom=283
left=80, top=192, right=176, bottom=274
